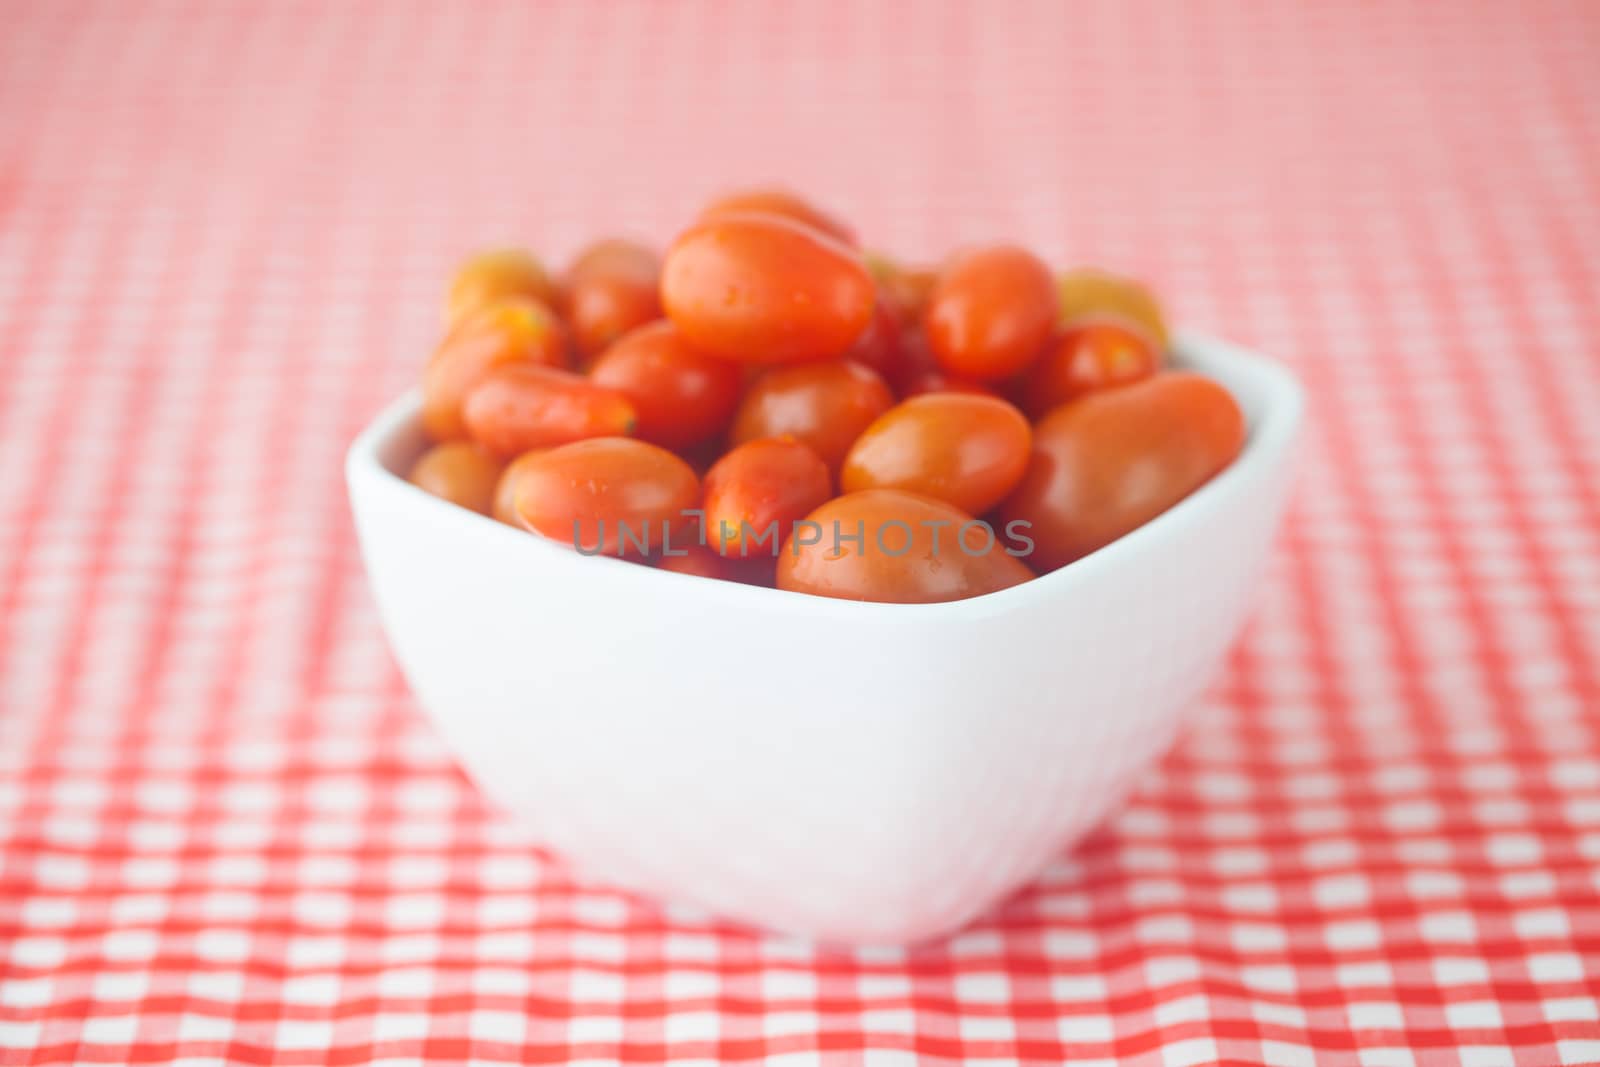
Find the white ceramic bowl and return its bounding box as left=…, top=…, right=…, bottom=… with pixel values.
left=347, top=333, right=1304, bottom=945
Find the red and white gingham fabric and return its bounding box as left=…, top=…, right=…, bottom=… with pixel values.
left=2, top=2, right=1598, bottom=1064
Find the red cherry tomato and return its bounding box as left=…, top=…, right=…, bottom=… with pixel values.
left=562, top=239, right=661, bottom=359
left=699, top=188, right=856, bottom=246
left=656, top=543, right=732, bottom=579
left=408, top=442, right=504, bottom=515
left=841, top=394, right=1032, bottom=516
left=661, top=214, right=876, bottom=364
left=588, top=321, right=743, bottom=449
left=898, top=368, right=999, bottom=399
left=924, top=245, right=1055, bottom=381
left=656, top=545, right=777, bottom=587
left=1000, top=372, right=1246, bottom=572
left=844, top=298, right=905, bottom=385
left=777, top=490, right=1033, bottom=604
left=865, top=253, right=937, bottom=323
left=446, top=249, right=556, bottom=325
left=491, top=449, right=548, bottom=525
left=728, top=361, right=894, bottom=475
left=462, top=364, right=636, bottom=457
left=1022, top=318, right=1160, bottom=417
left=890, top=328, right=996, bottom=398
left=512, top=438, right=700, bottom=558
left=422, top=298, right=568, bottom=441
left=702, top=437, right=832, bottom=559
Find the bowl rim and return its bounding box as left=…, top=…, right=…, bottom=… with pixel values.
left=347, top=331, right=1305, bottom=621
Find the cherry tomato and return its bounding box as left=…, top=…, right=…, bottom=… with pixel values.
left=588, top=321, right=743, bottom=449
left=512, top=438, right=700, bottom=558
left=462, top=364, right=636, bottom=457
left=447, top=249, right=556, bottom=324
left=728, top=361, right=894, bottom=475
left=702, top=437, right=832, bottom=559
left=1056, top=268, right=1169, bottom=347
left=656, top=545, right=778, bottom=587
left=844, top=298, right=905, bottom=384
left=1000, top=372, right=1245, bottom=572
left=422, top=298, right=569, bottom=441
left=699, top=188, right=856, bottom=246
left=661, top=214, right=875, bottom=364
left=491, top=449, right=548, bottom=525
left=889, top=328, right=996, bottom=398
left=1022, top=318, right=1161, bottom=417
left=865, top=253, right=936, bottom=322
left=924, top=245, right=1055, bottom=381
left=562, top=239, right=661, bottom=359
left=841, top=394, right=1031, bottom=516
left=656, top=543, right=732, bottom=579
left=777, top=490, right=1033, bottom=604
left=407, top=442, right=504, bottom=515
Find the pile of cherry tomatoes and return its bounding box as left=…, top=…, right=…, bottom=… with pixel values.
left=408, top=189, right=1245, bottom=604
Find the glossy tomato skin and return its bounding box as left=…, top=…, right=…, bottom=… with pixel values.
left=512, top=438, right=700, bottom=558
left=777, top=490, right=1033, bottom=604
left=408, top=442, right=504, bottom=515
left=841, top=394, right=1032, bottom=516
left=924, top=245, right=1055, bottom=381
left=1022, top=318, right=1161, bottom=417
left=588, top=321, right=743, bottom=449
left=699, top=188, right=857, bottom=246
left=702, top=437, right=832, bottom=559
left=422, top=298, right=569, bottom=441
left=728, top=361, right=894, bottom=475
left=447, top=249, right=556, bottom=324
left=562, top=239, right=661, bottom=359
left=490, top=449, right=548, bottom=525
left=1000, top=372, right=1246, bottom=572
left=462, top=364, right=636, bottom=457
left=1056, top=268, right=1169, bottom=347
left=661, top=214, right=876, bottom=364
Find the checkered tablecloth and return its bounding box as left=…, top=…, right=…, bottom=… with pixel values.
left=2, top=2, right=1598, bottom=1064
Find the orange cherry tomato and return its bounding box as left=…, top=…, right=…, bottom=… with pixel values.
left=1000, top=372, right=1246, bottom=572
left=462, top=364, right=636, bottom=457
left=924, top=245, right=1055, bottom=381
left=407, top=442, right=504, bottom=515
left=422, top=298, right=569, bottom=441
left=512, top=438, right=700, bottom=558
left=1022, top=318, right=1161, bottom=417
left=562, top=239, right=661, bottom=359
left=491, top=449, right=548, bottom=525
left=777, top=490, right=1033, bottom=604
left=661, top=214, right=875, bottom=364
left=588, top=321, right=743, bottom=449
left=728, top=361, right=894, bottom=475
left=1056, top=268, right=1170, bottom=348
left=446, top=249, right=556, bottom=324
left=841, top=394, right=1031, bottom=516
left=702, top=437, right=832, bottom=559
left=699, top=188, right=857, bottom=247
